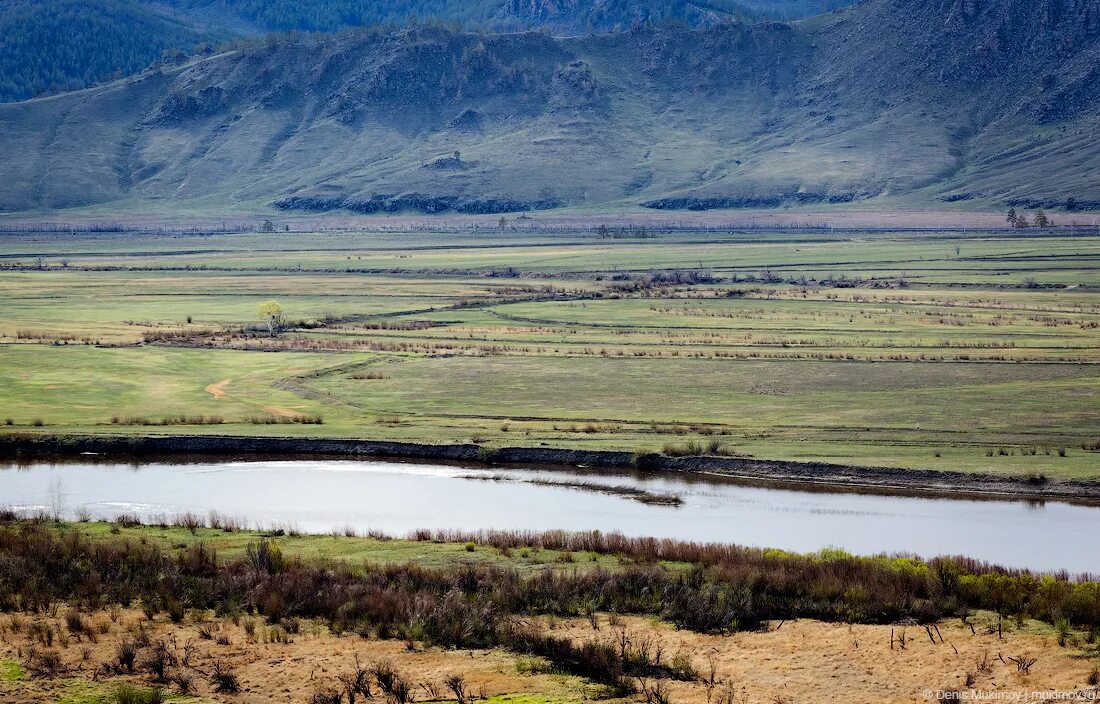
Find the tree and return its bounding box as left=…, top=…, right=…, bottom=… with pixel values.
left=1033, top=209, right=1050, bottom=228
left=1014, top=213, right=1030, bottom=228
left=1006, top=207, right=1018, bottom=226
left=261, top=219, right=276, bottom=232
left=258, top=300, right=284, bottom=336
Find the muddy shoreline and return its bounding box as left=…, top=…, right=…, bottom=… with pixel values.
left=2, top=433, right=1099, bottom=504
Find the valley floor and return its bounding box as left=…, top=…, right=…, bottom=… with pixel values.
left=0, top=222, right=1098, bottom=481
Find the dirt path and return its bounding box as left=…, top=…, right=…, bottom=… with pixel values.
left=204, top=378, right=231, bottom=399
left=262, top=404, right=303, bottom=418
left=205, top=378, right=301, bottom=418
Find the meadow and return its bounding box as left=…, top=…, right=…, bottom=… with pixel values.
left=1, top=225, right=1098, bottom=477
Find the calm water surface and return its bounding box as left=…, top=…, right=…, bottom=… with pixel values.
left=1, top=459, right=1096, bottom=574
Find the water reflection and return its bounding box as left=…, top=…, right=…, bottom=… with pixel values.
left=1, top=458, right=1095, bottom=574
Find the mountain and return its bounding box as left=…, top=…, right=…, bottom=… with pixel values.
left=0, top=0, right=216, bottom=102
left=1, top=0, right=1097, bottom=214
left=155, top=0, right=755, bottom=33
left=0, top=0, right=854, bottom=104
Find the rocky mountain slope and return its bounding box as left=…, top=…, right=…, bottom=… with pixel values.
left=1, top=0, right=1097, bottom=213
left=2, top=0, right=850, bottom=102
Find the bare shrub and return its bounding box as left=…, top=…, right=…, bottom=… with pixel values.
left=211, top=660, right=240, bottom=692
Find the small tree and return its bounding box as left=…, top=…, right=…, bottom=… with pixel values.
left=258, top=300, right=284, bottom=336
left=261, top=219, right=275, bottom=232
left=1006, top=207, right=1018, bottom=226
left=1015, top=213, right=1030, bottom=228
left=1034, top=209, right=1050, bottom=228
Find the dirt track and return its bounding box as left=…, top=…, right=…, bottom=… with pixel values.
left=204, top=379, right=230, bottom=400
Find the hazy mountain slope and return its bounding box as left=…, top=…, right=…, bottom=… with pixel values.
left=0, top=0, right=855, bottom=102
left=154, top=0, right=811, bottom=33
left=0, top=0, right=212, bottom=102
left=808, top=0, right=1100, bottom=207
left=1, top=0, right=1097, bottom=213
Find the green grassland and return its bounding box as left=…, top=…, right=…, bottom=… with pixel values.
left=67, top=520, right=631, bottom=571
left=1, top=227, right=1098, bottom=478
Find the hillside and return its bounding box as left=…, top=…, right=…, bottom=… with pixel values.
left=0, top=0, right=852, bottom=103
left=1, top=0, right=1098, bottom=213
left=155, top=0, right=759, bottom=33
left=0, top=0, right=215, bottom=102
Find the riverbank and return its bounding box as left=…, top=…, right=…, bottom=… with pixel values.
left=2, top=519, right=1100, bottom=704
left=3, top=432, right=1099, bottom=504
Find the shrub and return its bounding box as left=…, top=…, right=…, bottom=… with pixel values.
left=211, top=660, right=240, bottom=693
left=114, top=684, right=165, bottom=704
left=639, top=678, right=671, bottom=704
left=116, top=640, right=139, bottom=673
left=311, top=688, right=343, bottom=704
left=65, top=609, right=89, bottom=636
left=339, top=657, right=372, bottom=701
left=141, top=640, right=177, bottom=682
left=27, top=648, right=65, bottom=678
left=661, top=441, right=704, bottom=457
left=371, top=660, right=399, bottom=695
left=1055, top=617, right=1072, bottom=646
left=166, top=599, right=186, bottom=623
left=3, top=521, right=1100, bottom=673
left=246, top=540, right=285, bottom=574
left=171, top=671, right=194, bottom=694
left=445, top=675, right=468, bottom=704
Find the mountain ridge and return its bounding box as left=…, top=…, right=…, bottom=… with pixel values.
left=0, top=0, right=851, bottom=102
left=1, top=0, right=1098, bottom=214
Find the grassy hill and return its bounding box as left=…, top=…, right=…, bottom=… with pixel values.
left=0, top=0, right=1098, bottom=213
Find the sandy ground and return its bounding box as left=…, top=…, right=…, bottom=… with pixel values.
left=2, top=610, right=1098, bottom=704
left=260, top=405, right=305, bottom=419
left=204, top=379, right=231, bottom=400
left=551, top=616, right=1100, bottom=703
left=204, top=378, right=302, bottom=418
left=0, top=609, right=576, bottom=704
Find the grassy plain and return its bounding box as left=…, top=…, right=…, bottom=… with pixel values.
left=1, top=226, right=1098, bottom=477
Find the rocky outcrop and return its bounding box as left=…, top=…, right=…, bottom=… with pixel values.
left=273, top=193, right=562, bottom=214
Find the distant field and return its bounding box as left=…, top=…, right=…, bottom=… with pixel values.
left=1, top=227, right=1098, bottom=478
